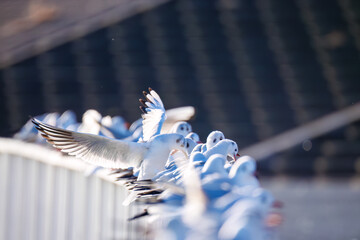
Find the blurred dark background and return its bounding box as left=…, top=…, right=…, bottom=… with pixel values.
left=1, top=1, right=360, bottom=239
left=1, top=0, right=360, bottom=177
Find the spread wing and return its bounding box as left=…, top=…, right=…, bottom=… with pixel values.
left=139, top=88, right=166, bottom=141
left=32, top=118, right=148, bottom=168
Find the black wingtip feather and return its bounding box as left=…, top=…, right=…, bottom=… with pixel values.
left=127, top=209, right=149, bottom=221
left=142, top=90, right=152, bottom=102
left=139, top=99, right=147, bottom=107
left=31, top=118, right=39, bottom=126
left=139, top=106, right=146, bottom=114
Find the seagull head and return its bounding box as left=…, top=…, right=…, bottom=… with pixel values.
left=229, top=155, right=256, bottom=180
left=226, top=140, right=238, bottom=163
left=82, top=109, right=102, bottom=124
left=101, top=115, right=112, bottom=127
left=160, top=133, right=189, bottom=157
left=184, top=137, right=197, bottom=155
left=171, top=121, right=192, bottom=137
left=186, top=132, right=201, bottom=143
left=206, top=131, right=225, bottom=149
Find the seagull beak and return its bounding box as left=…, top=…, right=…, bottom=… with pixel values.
left=170, top=149, right=178, bottom=155
left=272, top=200, right=284, bottom=209
left=253, top=170, right=260, bottom=179
left=182, top=138, right=186, bottom=148
left=96, top=119, right=102, bottom=126
left=265, top=212, right=283, bottom=227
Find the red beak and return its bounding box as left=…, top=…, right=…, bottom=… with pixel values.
left=253, top=170, right=260, bottom=179
left=272, top=200, right=284, bottom=209
left=170, top=149, right=178, bottom=155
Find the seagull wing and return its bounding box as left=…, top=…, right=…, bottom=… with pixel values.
left=32, top=118, right=148, bottom=168
left=140, top=88, right=166, bottom=141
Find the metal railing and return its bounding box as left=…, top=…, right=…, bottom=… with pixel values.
left=0, top=138, right=147, bottom=240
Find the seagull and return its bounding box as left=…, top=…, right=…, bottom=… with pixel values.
left=170, top=121, right=192, bottom=137
left=32, top=118, right=188, bottom=179
left=100, top=115, right=131, bottom=139
left=152, top=137, right=197, bottom=184
left=199, top=154, right=233, bottom=200
left=218, top=189, right=276, bottom=240
left=203, top=139, right=238, bottom=163
left=186, top=132, right=201, bottom=143
left=77, top=109, right=103, bottom=135
left=32, top=88, right=191, bottom=180
left=229, top=156, right=259, bottom=189
left=57, top=110, right=78, bottom=130
left=200, top=154, right=228, bottom=178
left=192, top=130, right=225, bottom=153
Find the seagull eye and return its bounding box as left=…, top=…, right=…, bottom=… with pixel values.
left=213, top=139, right=216, bottom=143
left=219, top=137, right=223, bottom=140
left=231, top=142, right=235, bottom=145
left=235, top=149, right=237, bottom=152
left=176, top=139, right=181, bottom=143
left=186, top=142, right=189, bottom=148
left=180, top=127, right=184, bottom=131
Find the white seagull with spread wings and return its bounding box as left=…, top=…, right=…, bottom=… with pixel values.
left=32, top=88, right=189, bottom=180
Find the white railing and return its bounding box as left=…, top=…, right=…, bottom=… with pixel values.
left=0, top=138, right=147, bottom=240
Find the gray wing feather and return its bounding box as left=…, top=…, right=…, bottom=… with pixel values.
left=32, top=118, right=148, bottom=168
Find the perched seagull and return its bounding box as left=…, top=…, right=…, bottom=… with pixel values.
left=57, top=110, right=78, bottom=130
left=186, top=132, right=201, bottom=143
left=218, top=189, right=276, bottom=240
left=203, top=139, right=238, bottom=163
left=153, top=137, right=197, bottom=183
left=229, top=156, right=259, bottom=189
left=100, top=115, right=131, bottom=139
left=77, top=109, right=103, bottom=134
left=199, top=155, right=233, bottom=200
left=200, top=154, right=228, bottom=179
left=170, top=121, right=192, bottom=137
left=160, top=107, right=196, bottom=134
left=192, top=131, right=225, bottom=153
